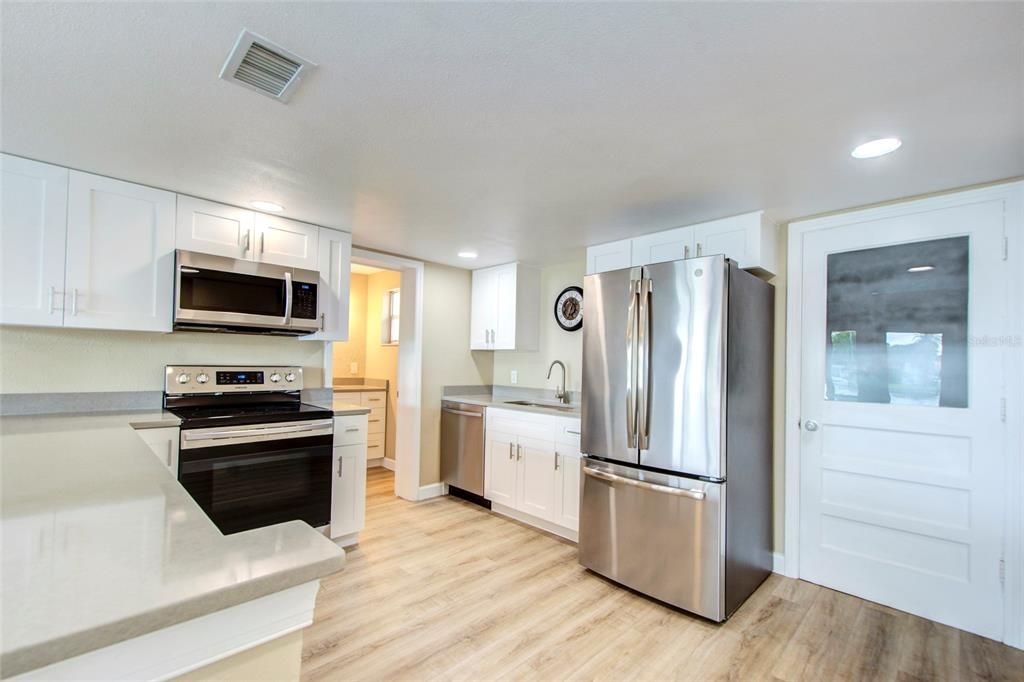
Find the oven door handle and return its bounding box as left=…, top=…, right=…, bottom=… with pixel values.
left=182, top=420, right=333, bottom=446
left=283, top=271, right=293, bottom=325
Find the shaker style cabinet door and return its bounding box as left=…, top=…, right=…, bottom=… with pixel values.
left=0, top=155, right=69, bottom=327
left=135, top=426, right=180, bottom=473
left=331, top=443, right=367, bottom=539
left=64, top=171, right=175, bottom=332
left=491, top=263, right=519, bottom=350
left=301, top=226, right=351, bottom=341
left=585, top=238, right=632, bottom=275
left=485, top=430, right=518, bottom=506
left=555, top=446, right=581, bottom=532
left=469, top=266, right=497, bottom=349
left=631, top=224, right=695, bottom=266
left=252, top=214, right=320, bottom=270
left=516, top=435, right=559, bottom=522
left=175, top=195, right=254, bottom=260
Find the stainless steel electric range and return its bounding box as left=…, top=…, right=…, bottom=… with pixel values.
left=164, top=365, right=334, bottom=535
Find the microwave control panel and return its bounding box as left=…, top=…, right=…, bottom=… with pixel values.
left=292, top=281, right=318, bottom=320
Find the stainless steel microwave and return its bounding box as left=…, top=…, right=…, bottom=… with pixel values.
left=173, top=250, right=320, bottom=335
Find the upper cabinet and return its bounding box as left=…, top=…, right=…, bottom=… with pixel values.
left=175, top=196, right=254, bottom=260
left=251, top=214, right=319, bottom=271
left=178, top=196, right=319, bottom=271
left=470, top=262, right=540, bottom=351
left=1, top=156, right=175, bottom=332
left=0, top=156, right=69, bottom=327
left=587, top=211, right=777, bottom=276
left=300, top=226, right=351, bottom=342
left=65, top=171, right=176, bottom=332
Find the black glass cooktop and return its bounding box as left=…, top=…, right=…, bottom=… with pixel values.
left=168, top=402, right=334, bottom=429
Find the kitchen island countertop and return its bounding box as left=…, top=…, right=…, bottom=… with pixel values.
left=0, top=411, right=345, bottom=677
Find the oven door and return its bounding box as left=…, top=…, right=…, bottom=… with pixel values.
left=174, top=250, right=320, bottom=334
left=178, top=419, right=333, bottom=534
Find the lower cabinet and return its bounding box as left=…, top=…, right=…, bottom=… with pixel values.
left=484, top=408, right=581, bottom=538
left=135, top=426, right=180, bottom=474
left=331, top=415, right=368, bottom=544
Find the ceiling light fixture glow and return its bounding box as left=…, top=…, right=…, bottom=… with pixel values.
left=250, top=200, right=284, bottom=212
left=457, top=250, right=478, bottom=259
left=851, top=137, right=902, bottom=159
left=907, top=265, right=934, bottom=273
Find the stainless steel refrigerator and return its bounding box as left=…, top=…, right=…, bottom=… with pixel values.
left=579, top=254, right=773, bottom=621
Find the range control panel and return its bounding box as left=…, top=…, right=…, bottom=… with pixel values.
left=165, top=365, right=304, bottom=394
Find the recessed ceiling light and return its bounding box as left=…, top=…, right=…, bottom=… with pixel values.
left=458, top=250, right=478, bottom=259
left=250, top=200, right=284, bottom=212
left=907, top=265, right=934, bottom=273
left=851, top=137, right=902, bottom=159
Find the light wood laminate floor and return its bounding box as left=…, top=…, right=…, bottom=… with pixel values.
left=301, top=468, right=1023, bottom=681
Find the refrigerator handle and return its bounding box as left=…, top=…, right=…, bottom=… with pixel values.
left=637, top=277, right=652, bottom=450
left=625, top=278, right=639, bottom=448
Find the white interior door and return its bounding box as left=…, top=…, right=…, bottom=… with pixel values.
left=796, top=194, right=1011, bottom=639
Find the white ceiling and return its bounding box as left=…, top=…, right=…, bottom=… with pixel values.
left=3, top=2, right=1022, bottom=269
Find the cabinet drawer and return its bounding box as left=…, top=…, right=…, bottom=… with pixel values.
left=361, top=391, right=387, bottom=407
left=334, top=415, right=367, bottom=446
left=555, top=421, right=582, bottom=447
left=366, top=432, right=386, bottom=458
left=367, top=407, right=386, bottom=434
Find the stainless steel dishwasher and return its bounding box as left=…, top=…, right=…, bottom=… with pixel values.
left=440, top=400, right=488, bottom=504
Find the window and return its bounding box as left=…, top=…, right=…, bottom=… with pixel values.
left=382, top=288, right=400, bottom=345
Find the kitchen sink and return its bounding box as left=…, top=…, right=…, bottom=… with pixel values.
left=503, top=400, right=577, bottom=412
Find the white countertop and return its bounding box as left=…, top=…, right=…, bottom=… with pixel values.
left=0, top=411, right=345, bottom=677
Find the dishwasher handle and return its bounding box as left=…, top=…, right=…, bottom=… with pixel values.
left=441, top=407, right=483, bottom=418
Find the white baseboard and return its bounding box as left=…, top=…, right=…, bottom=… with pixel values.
left=381, top=458, right=396, bottom=472
left=772, top=552, right=785, bottom=574
left=417, top=482, right=446, bottom=500
left=491, top=502, right=578, bottom=543
left=332, top=532, right=359, bottom=548
left=367, top=457, right=384, bottom=468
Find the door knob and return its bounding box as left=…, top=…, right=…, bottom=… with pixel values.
left=804, top=419, right=820, bottom=432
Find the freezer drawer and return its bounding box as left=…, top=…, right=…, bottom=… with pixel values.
left=578, top=458, right=725, bottom=621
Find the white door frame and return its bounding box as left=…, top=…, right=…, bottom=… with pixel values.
left=330, top=247, right=424, bottom=503
left=784, top=181, right=1023, bottom=648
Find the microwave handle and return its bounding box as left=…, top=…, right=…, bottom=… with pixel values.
left=284, top=271, right=293, bottom=324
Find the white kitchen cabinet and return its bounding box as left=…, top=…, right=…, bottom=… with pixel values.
left=331, top=443, right=367, bottom=540
left=486, top=429, right=518, bottom=507
left=301, top=226, right=351, bottom=341
left=252, top=213, right=319, bottom=271
left=331, top=414, right=368, bottom=543
left=135, top=427, right=180, bottom=473
left=0, top=155, right=68, bottom=327
left=469, top=262, right=540, bottom=351
left=631, top=225, right=695, bottom=267
left=585, top=238, right=632, bottom=275
left=64, top=171, right=176, bottom=332
left=175, top=195, right=254, bottom=260
left=586, top=210, right=777, bottom=276
left=484, top=408, right=581, bottom=538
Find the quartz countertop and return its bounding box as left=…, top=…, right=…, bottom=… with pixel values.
left=443, top=394, right=581, bottom=418
left=319, top=400, right=371, bottom=416
left=332, top=384, right=387, bottom=393
left=0, top=411, right=345, bottom=677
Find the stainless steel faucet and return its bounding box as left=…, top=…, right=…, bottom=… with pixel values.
left=547, top=360, right=570, bottom=404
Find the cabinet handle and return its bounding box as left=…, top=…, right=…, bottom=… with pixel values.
left=508, top=442, right=513, bottom=460
left=320, top=313, right=325, bottom=331
left=259, top=232, right=265, bottom=254
left=48, top=286, right=64, bottom=314
left=166, top=441, right=172, bottom=468
left=516, top=444, right=522, bottom=461
left=71, top=288, right=79, bottom=316
left=369, top=419, right=381, bottom=423
left=554, top=451, right=560, bottom=470
left=566, top=429, right=581, bottom=436
left=368, top=444, right=380, bottom=449
left=696, top=243, right=702, bottom=257
left=345, top=426, right=360, bottom=432
left=338, top=458, right=344, bottom=478
left=684, top=245, right=690, bottom=259
left=242, top=231, right=250, bottom=253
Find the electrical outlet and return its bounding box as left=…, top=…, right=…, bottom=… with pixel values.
left=350, top=362, right=359, bottom=375
left=510, top=370, right=518, bottom=385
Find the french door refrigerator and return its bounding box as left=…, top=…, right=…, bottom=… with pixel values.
left=579, top=254, right=773, bottom=621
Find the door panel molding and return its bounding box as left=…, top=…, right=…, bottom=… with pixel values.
left=785, top=180, right=1023, bottom=648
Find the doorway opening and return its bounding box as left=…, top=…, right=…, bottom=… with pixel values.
left=327, top=248, right=423, bottom=502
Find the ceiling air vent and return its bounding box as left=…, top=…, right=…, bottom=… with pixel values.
left=219, top=30, right=316, bottom=103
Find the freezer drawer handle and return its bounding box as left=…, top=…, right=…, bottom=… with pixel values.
left=583, top=467, right=706, bottom=500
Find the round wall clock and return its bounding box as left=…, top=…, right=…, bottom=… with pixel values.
left=554, top=286, right=584, bottom=332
